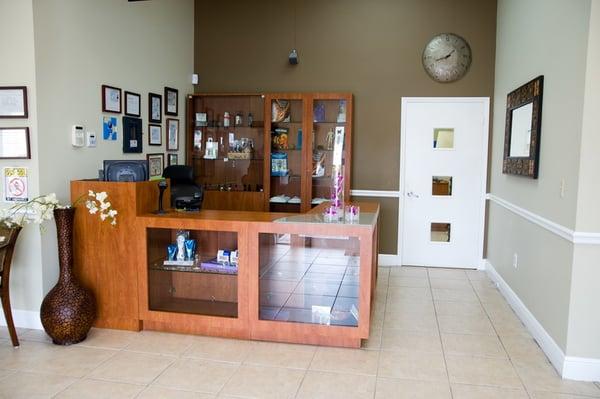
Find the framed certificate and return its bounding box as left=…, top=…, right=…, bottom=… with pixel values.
left=0, top=87, right=28, bottom=118
left=102, top=85, right=122, bottom=114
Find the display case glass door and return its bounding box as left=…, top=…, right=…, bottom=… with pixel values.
left=309, top=95, right=352, bottom=208
left=266, top=96, right=306, bottom=213
left=189, top=94, right=266, bottom=211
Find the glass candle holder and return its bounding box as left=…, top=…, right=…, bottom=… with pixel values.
left=344, top=204, right=360, bottom=223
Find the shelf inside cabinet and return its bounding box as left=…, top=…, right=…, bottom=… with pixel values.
left=149, top=257, right=238, bottom=276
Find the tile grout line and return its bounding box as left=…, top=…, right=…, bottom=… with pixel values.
left=49, top=341, right=124, bottom=399
left=135, top=341, right=194, bottom=396
left=467, top=274, right=533, bottom=398
left=428, top=268, right=455, bottom=399
left=374, top=266, right=391, bottom=399
left=292, top=346, right=319, bottom=399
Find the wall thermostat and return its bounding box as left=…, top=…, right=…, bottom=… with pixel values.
left=72, top=125, right=85, bottom=147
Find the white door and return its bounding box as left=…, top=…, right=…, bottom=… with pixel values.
left=400, top=98, right=489, bottom=268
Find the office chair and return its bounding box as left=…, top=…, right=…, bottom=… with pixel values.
left=162, top=165, right=203, bottom=210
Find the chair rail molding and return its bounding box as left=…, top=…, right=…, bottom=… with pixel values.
left=487, top=193, right=600, bottom=245
left=350, top=189, right=401, bottom=198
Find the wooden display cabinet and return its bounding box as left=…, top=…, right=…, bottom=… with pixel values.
left=264, top=93, right=353, bottom=213
left=186, top=93, right=268, bottom=211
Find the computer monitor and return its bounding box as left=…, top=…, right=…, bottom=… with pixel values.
left=103, top=160, right=148, bottom=182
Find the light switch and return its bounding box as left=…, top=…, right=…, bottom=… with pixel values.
left=86, top=131, right=97, bottom=147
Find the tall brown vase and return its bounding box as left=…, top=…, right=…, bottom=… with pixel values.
left=40, top=207, right=96, bottom=345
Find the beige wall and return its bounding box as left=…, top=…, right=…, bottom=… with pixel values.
left=567, top=0, right=600, bottom=359
left=32, top=0, right=194, bottom=295
left=0, top=0, right=45, bottom=311
left=194, top=0, right=497, bottom=254
left=487, top=202, right=573, bottom=350
left=490, top=0, right=591, bottom=229
left=489, top=0, right=597, bottom=360
left=0, top=0, right=195, bottom=313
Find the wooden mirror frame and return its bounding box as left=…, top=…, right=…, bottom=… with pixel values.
left=502, top=75, right=544, bottom=178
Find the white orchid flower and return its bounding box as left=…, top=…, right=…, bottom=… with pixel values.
left=95, top=192, right=108, bottom=202
left=88, top=190, right=94, bottom=197
left=108, top=209, right=117, bottom=217
left=110, top=219, right=117, bottom=226
left=100, top=201, right=111, bottom=211
left=99, top=213, right=108, bottom=221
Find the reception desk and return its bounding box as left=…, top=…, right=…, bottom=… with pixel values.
left=72, top=180, right=379, bottom=348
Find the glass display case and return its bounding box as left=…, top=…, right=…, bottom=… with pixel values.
left=147, top=227, right=239, bottom=318
left=187, top=94, right=267, bottom=211
left=187, top=93, right=353, bottom=213
left=266, top=95, right=305, bottom=213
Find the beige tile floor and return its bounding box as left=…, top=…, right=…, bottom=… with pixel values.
left=1, top=267, right=600, bottom=398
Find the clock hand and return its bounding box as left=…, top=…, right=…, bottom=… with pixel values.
left=435, top=49, right=456, bottom=62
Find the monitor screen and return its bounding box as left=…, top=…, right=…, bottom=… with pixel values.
left=103, top=160, right=148, bottom=182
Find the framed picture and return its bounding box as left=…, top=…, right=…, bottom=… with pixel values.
left=166, top=118, right=179, bottom=151
left=122, top=116, right=143, bottom=153
left=0, top=86, right=28, bottom=118
left=124, top=91, right=141, bottom=117
left=102, top=116, right=118, bottom=140
left=164, top=87, right=178, bottom=116
left=147, top=153, right=165, bottom=180
left=168, top=153, right=178, bottom=166
left=148, top=92, right=162, bottom=123
left=102, top=85, right=122, bottom=113
left=503, top=75, right=544, bottom=179
left=148, top=123, right=162, bottom=146
left=0, top=127, right=30, bottom=159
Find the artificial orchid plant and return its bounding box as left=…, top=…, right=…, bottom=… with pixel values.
left=0, top=190, right=118, bottom=228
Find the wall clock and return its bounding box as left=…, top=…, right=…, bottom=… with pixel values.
left=422, top=33, right=472, bottom=83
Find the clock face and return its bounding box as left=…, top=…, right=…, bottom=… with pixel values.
left=422, top=33, right=472, bottom=83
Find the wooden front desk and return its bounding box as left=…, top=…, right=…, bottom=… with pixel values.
left=72, top=180, right=379, bottom=348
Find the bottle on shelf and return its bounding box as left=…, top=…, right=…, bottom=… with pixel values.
left=223, top=112, right=231, bottom=127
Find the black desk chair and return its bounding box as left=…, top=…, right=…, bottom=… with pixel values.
left=162, top=165, right=203, bottom=210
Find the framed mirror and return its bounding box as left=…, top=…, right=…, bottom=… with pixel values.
left=0, top=127, right=30, bottom=159
left=503, top=75, right=543, bottom=178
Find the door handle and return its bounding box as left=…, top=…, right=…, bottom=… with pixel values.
left=407, top=191, right=420, bottom=198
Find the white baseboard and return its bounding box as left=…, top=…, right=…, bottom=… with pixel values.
left=483, top=260, right=566, bottom=376
left=563, top=357, right=600, bottom=381
left=0, top=308, right=43, bottom=330
left=378, top=254, right=401, bottom=266
left=484, top=259, right=600, bottom=382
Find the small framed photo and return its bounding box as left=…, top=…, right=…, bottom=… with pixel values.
left=0, top=86, right=28, bottom=118
left=102, top=85, right=122, bottom=113
left=166, top=118, right=179, bottom=151
left=168, top=153, right=178, bottom=166
left=124, top=91, right=141, bottom=117
left=164, top=87, right=178, bottom=116
left=149, top=92, right=162, bottom=123
left=148, top=123, right=162, bottom=146
left=122, top=116, right=143, bottom=153
left=0, top=127, right=30, bottom=158
left=147, top=153, right=165, bottom=180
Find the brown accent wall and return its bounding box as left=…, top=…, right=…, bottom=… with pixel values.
left=194, top=0, right=497, bottom=255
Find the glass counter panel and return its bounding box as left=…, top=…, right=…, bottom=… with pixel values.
left=147, top=228, right=238, bottom=318
left=270, top=98, right=303, bottom=212
left=274, top=212, right=377, bottom=227
left=259, top=233, right=360, bottom=327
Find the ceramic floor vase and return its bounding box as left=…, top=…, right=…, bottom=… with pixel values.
left=40, top=207, right=96, bottom=345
